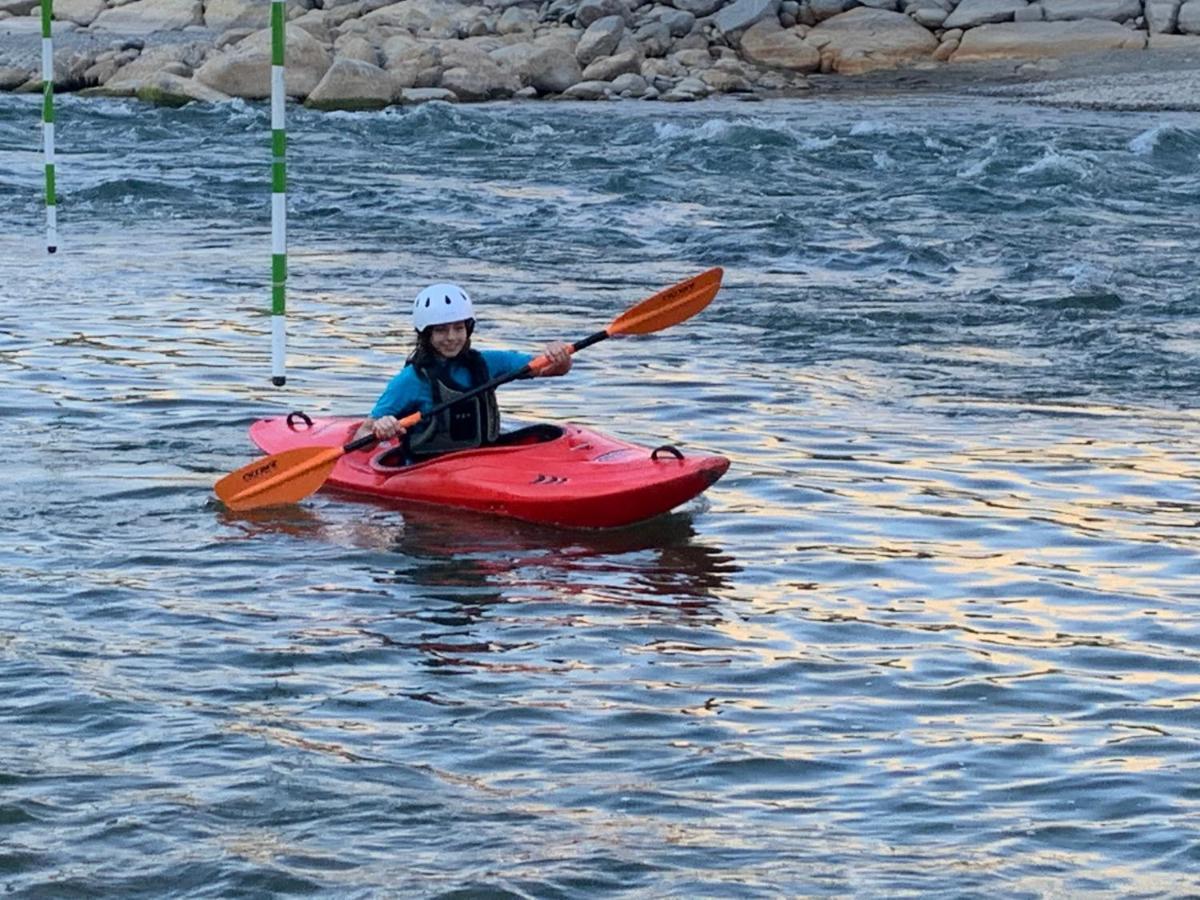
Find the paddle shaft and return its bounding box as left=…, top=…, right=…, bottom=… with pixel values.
left=342, top=328, right=610, bottom=454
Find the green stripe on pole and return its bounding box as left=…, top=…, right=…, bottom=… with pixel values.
left=45, top=164, right=55, bottom=199
left=272, top=3, right=284, bottom=62
left=272, top=255, right=286, bottom=314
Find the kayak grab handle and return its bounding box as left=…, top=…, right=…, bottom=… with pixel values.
left=651, top=445, right=684, bottom=460
left=286, top=411, right=314, bottom=430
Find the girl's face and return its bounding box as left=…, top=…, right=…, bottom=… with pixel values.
left=429, top=320, right=469, bottom=359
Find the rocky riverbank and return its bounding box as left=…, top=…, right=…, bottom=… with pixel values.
left=2, top=0, right=1200, bottom=109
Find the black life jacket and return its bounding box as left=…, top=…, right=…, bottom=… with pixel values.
left=405, top=350, right=500, bottom=460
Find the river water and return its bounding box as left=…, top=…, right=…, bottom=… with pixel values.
left=1, top=91, right=1199, bottom=896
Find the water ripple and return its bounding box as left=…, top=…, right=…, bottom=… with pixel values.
left=2, top=93, right=1200, bottom=896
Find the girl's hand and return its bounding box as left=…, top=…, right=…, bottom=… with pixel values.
left=538, top=342, right=573, bottom=376
left=372, top=415, right=407, bottom=440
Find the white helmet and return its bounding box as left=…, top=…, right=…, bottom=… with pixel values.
left=412, top=283, right=474, bottom=332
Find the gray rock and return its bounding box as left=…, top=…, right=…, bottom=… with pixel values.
left=943, top=0, right=1027, bottom=29
left=809, top=0, right=854, bottom=20
left=334, top=33, right=380, bottom=65
left=662, top=73, right=707, bottom=97
left=1041, top=0, right=1143, bottom=21
left=668, top=0, right=725, bottom=16
left=910, top=4, right=949, bottom=27
left=398, top=85, right=457, bottom=101
left=1180, top=0, right=1200, bottom=31
left=635, top=20, right=673, bottom=54
left=89, top=70, right=230, bottom=104
left=670, top=46, right=714, bottom=65
left=305, top=57, right=393, bottom=108
left=576, top=14, right=624, bottom=63
left=657, top=6, right=697, bottom=34
left=1013, top=3, right=1044, bottom=20
left=610, top=69, right=648, bottom=92
left=1145, top=0, right=1181, bottom=32
left=951, top=18, right=1147, bottom=58
left=104, top=41, right=209, bottom=87
left=194, top=22, right=331, bottom=97
left=576, top=0, right=629, bottom=26
left=55, top=0, right=107, bottom=27
left=0, top=64, right=30, bottom=88
left=713, top=0, right=781, bottom=35
left=581, top=45, right=641, bottom=77
left=0, top=0, right=38, bottom=14
left=93, top=0, right=203, bottom=32
left=204, top=0, right=270, bottom=31
left=811, top=6, right=937, bottom=73
left=739, top=17, right=820, bottom=67
left=491, top=41, right=582, bottom=91
left=560, top=78, right=612, bottom=97
left=700, top=66, right=752, bottom=88
left=497, top=5, right=538, bottom=32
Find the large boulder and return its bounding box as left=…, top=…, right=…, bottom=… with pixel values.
left=194, top=24, right=332, bottom=98
left=1145, top=0, right=1182, bottom=33
left=305, top=58, right=394, bottom=109
left=357, top=0, right=472, bottom=39
left=437, top=41, right=521, bottom=97
left=54, top=0, right=107, bottom=27
left=575, top=0, right=630, bottom=27
left=1040, top=0, right=1143, bottom=21
left=576, top=15, right=625, bottom=65
left=942, top=0, right=1027, bottom=29
left=739, top=18, right=820, bottom=70
left=712, top=0, right=782, bottom=37
left=1177, top=0, right=1200, bottom=31
left=951, top=19, right=1146, bottom=60
left=581, top=47, right=641, bottom=79
left=669, top=0, right=724, bottom=15
left=102, top=41, right=210, bottom=87
left=0, top=0, right=40, bottom=14
left=809, top=7, right=937, bottom=73
left=92, top=0, right=202, bottom=32
left=491, top=41, right=582, bottom=93
left=90, top=71, right=230, bottom=104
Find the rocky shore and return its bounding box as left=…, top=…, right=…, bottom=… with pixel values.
left=2, top=0, right=1200, bottom=109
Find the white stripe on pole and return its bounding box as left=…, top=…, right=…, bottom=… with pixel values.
left=271, top=317, right=286, bottom=383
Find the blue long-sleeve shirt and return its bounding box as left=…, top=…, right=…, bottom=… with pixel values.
left=369, top=349, right=534, bottom=420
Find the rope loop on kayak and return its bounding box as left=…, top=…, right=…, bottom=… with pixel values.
left=286, top=410, right=314, bottom=430
left=651, top=444, right=684, bottom=461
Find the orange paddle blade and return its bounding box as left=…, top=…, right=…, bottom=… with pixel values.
left=215, top=445, right=343, bottom=511
left=607, top=267, right=723, bottom=336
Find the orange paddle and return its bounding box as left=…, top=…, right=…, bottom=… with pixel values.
left=215, top=267, right=723, bottom=511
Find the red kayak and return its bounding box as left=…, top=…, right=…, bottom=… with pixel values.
left=248, top=413, right=729, bottom=529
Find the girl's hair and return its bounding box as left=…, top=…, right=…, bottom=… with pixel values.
left=406, top=319, right=476, bottom=377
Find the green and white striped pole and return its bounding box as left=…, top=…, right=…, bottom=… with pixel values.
left=270, top=0, right=286, bottom=385
left=41, top=0, right=57, bottom=253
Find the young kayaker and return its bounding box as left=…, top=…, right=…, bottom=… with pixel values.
left=354, top=283, right=572, bottom=459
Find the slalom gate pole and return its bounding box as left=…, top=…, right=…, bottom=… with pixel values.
left=41, top=0, right=57, bottom=253
left=270, top=0, right=287, bottom=385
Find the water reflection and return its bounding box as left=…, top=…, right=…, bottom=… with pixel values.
left=220, top=496, right=738, bottom=679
